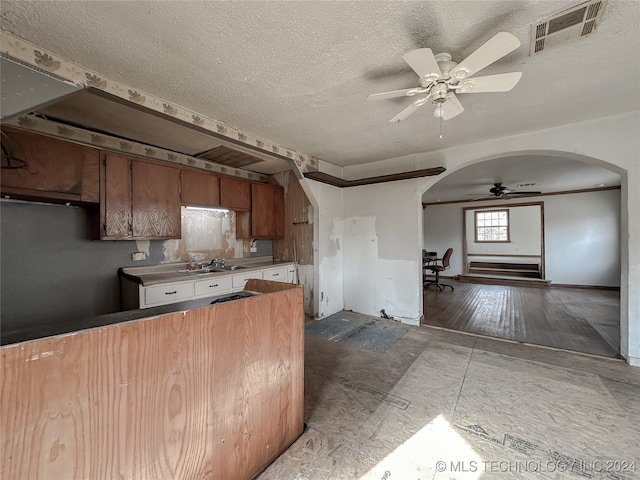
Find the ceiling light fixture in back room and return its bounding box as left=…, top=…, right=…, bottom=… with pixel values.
left=367, top=31, right=523, bottom=139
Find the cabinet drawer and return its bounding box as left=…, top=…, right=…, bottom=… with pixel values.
left=232, top=270, right=263, bottom=289
left=262, top=266, right=288, bottom=281
left=194, top=275, right=233, bottom=297
left=145, top=282, right=193, bottom=306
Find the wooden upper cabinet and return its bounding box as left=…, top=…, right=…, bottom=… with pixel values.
left=0, top=126, right=99, bottom=203
left=219, top=176, right=251, bottom=211
left=244, top=183, right=285, bottom=239
left=132, top=160, right=181, bottom=238
left=181, top=168, right=220, bottom=207
left=102, top=152, right=132, bottom=239
left=100, top=152, right=181, bottom=240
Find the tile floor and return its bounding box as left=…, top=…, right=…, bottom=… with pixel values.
left=258, top=312, right=640, bottom=480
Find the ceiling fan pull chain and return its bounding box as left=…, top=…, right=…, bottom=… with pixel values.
left=439, top=115, right=443, bottom=139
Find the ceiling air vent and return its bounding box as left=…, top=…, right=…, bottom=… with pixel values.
left=530, top=0, right=607, bottom=55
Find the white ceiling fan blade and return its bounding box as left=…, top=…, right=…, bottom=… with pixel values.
left=442, top=93, right=464, bottom=120
left=402, top=48, right=442, bottom=82
left=389, top=97, right=427, bottom=122
left=367, top=88, right=423, bottom=102
left=450, top=32, right=520, bottom=80
left=459, top=72, right=522, bottom=93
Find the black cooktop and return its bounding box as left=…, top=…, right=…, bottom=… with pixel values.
left=210, top=291, right=257, bottom=305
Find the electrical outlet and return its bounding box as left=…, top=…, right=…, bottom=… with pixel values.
left=250, top=247, right=257, bottom=253
left=131, top=252, right=146, bottom=261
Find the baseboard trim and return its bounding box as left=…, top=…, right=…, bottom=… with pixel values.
left=456, top=275, right=550, bottom=288
left=550, top=283, right=620, bottom=291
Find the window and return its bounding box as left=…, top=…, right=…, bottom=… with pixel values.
left=475, top=209, right=510, bottom=242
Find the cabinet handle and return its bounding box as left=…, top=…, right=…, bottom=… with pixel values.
left=273, top=273, right=280, bottom=276
left=165, top=291, right=177, bottom=295
left=209, top=284, right=219, bottom=288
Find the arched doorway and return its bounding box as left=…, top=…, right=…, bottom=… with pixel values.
left=418, top=151, right=624, bottom=358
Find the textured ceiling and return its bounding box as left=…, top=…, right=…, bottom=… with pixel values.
left=1, top=1, right=639, bottom=178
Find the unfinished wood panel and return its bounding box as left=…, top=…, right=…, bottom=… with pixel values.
left=1, top=126, right=99, bottom=202
left=1, top=285, right=304, bottom=479
left=132, top=160, right=181, bottom=239
left=219, top=176, right=250, bottom=211
left=273, top=171, right=313, bottom=265
left=101, top=151, right=132, bottom=238
left=181, top=168, right=220, bottom=207
left=274, top=186, right=285, bottom=238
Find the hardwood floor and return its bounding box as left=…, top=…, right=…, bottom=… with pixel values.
left=422, top=280, right=620, bottom=358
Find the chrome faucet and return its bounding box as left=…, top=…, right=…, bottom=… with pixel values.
left=209, top=258, right=225, bottom=268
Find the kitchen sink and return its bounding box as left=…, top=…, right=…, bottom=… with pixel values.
left=177, top=268, right=225, bottom=274
left=221, top=265, right=248, bottom=271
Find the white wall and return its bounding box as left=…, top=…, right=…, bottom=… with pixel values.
left=306, top=179, right=344, bottom=319
left=425, top=191, right=620, bottom=286
left=342, top=180, right=423, bottom=324
left=544, top=190, right=620, bottom=286
left=466, top=205, right=541, bottom=256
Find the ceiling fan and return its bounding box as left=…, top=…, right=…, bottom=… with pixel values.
left=471, top=183, right=542, bottom=199
left=367, top=32, right=523, bottom=123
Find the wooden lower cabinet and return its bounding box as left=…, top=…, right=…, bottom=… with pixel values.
left=1, top=126, right=99, bottom=203
left=0, top=281, right=304, bottom=480
left=100, top=152, right=181, bottom=239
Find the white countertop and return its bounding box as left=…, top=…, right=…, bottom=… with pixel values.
left=120, top=257, right=293, bottom=286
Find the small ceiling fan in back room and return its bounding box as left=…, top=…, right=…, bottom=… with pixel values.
left=367, top=31, right=523, bottom=136
left=470, top=183, right=542, bottom=200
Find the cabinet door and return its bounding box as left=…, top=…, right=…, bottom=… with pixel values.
left=250, top=183, right=285, bottom=239
left=132, top=160, right=181, bottom=238
left=220, top=176, right=250, bottom=211
left=251, top=183, right=275, bottom=238
left=101, top=152, right=132, bottom=239
left=181, top=168, right=220, bottom=207
left=1, top=126, right=99, bottom=202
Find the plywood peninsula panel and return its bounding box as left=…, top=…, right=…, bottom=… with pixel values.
left=1, top=283, right=304, bottom=480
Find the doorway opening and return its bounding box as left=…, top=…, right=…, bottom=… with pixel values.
left=419, top=153, right=621, bottom=358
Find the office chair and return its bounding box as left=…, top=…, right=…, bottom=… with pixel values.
left=424, top=247, right=454, bottom=291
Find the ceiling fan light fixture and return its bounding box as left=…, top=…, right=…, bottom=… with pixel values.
left=459, top=81, right=474, bottom=92
left=452, top=68, right=469, bottom=80
left=433, top=103, right=444, bottom=118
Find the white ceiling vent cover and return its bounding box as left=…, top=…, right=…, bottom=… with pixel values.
left=530, top=0, right=607, bottom=55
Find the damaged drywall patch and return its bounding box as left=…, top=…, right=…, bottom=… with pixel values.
left=135, top=240, right=150, bottom=256
left=163, top=207, right=248, bottom=263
